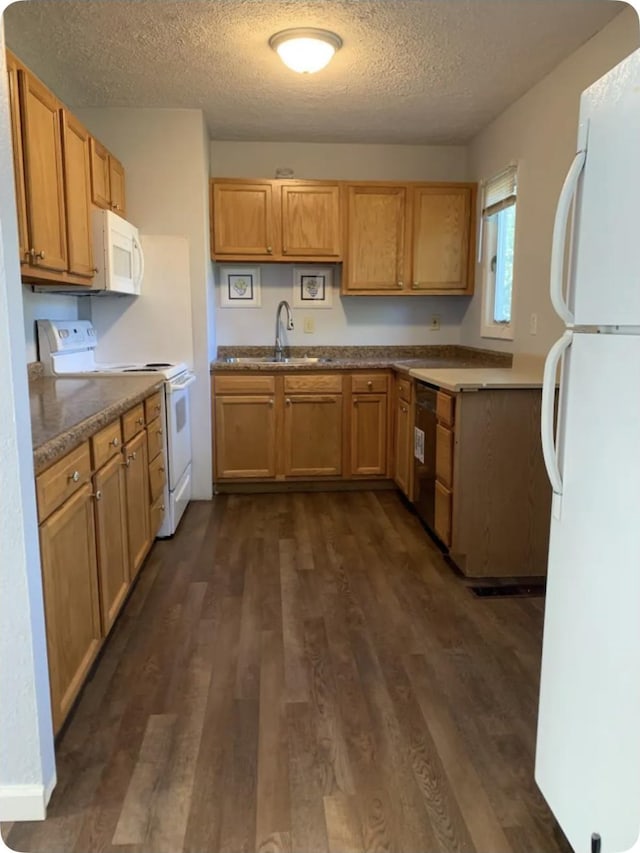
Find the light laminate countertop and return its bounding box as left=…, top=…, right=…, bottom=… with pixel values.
left=409, top=356, right=547, bottom=392
left=30, top=373, right=163, bottom=474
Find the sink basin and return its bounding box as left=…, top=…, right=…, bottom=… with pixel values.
left=222, top=356, right=332, bottom=365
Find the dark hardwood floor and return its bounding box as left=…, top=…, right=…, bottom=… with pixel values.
left=3, top=492, right=569, bottom=853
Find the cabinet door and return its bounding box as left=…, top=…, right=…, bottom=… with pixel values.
left=39, top=483, right=101, bottom=733
left=214, top=395, right=276, bottom=479
left=94, top=453, right=130, bottom=636
left=124, top=430, right=151, bottom=579
left=89, top=137, right=111, bottom=210
left=284, top=394, right=343, bottom=477
left=344, top=185, right=408, bottom=292
left=435, top=423, right=454, bottom=490
left=394, top=394, right=412, bottom=497
left=434, top=480, right=452, bottom=546
left=108, top=154, right=126, bottom=217
left=6, top=53, right=29, bottom=264
left=61, top=110, right=94, bottom=278
left=411, top=186, right=472, bottom=292
left=281, top=184, right=341, bottom=258
left=212, top=182, right=275, bottom=256
left=351, top=394, right=388, bottom=476
left=19, top=69, right=68, bottom=272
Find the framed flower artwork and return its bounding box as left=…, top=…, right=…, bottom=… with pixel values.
left=292, top=266, right=333, bottom=309
left=219, top=266, right=261, bottom=307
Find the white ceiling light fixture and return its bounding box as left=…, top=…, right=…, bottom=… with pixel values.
left=269, top=28, right=343, bottom=74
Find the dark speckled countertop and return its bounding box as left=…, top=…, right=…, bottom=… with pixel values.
left=210, top=345, right=512, bottom=375
left=30, top=371, right=164, bottom=474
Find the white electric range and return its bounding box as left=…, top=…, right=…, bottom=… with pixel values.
left=37, top=319, right=194, bottom=537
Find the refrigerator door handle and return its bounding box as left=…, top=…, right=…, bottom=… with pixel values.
left=541, top=330, right=573, bottom=502
left=550, top=150, right=586, bottom=327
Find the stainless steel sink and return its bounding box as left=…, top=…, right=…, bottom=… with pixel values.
left=222, top=356, right=332, bottom=364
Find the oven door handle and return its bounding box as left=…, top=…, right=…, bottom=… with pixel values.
left=167, top=372, right=196, bottom=394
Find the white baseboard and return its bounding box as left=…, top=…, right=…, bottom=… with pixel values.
left=0, top=777, right=55, bottom=822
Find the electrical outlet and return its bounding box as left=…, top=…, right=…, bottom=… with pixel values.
left=303, top=317, right=315, bottom=334
left=430, top=315, right=441, bottom=332
left=529, top=313, right=538, bottom=335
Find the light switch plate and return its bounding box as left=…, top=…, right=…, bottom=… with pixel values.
left=303, top=317, right=315, bottom=334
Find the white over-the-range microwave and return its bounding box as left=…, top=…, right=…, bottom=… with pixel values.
left=34, top=209, right=144, bottom=296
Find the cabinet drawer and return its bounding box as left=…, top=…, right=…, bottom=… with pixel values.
left=397, top=377, right=413, bottom=404
left=351, top=373, right=389, bottom=394
left=144, top=391, right=163, bottom=424
left=36, top=442, right=91, bottom=522
left=284, top=374, right=342, bottom=394
left=91, top=420, right=123, bottom=470
left=435, top=424, right=454, bottom=490
left=434, top=481, right=452, bottom=547
left=436, top=391, right=455, bottom=427
left=214, top=374, right=275, bottom=395
left=147, top=417, right=164, bottom=462
left=122, top=403, right=145, bottom=442
left=150, top=493, right=165, bottom=538
left=149, top=452, right=167, bottom=503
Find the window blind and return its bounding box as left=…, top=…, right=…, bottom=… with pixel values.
left=482, top=165, right=517, bottom=217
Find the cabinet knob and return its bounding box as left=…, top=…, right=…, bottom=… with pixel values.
left=92, top=490, right=102, bottom=501
left=353, top=400, right=359, bottom=407
left=367, top=380, right=373, bottom=389
left=110, top=437, right=120, bottom=447
left=127, top=451, right=137, bottom=462
left=137, top=417, right=144, bottom=425
left=160, top=504, right=166, bottom=512
left=268, top=399, right=274, bottom=407
left=159, top=466, right=165, bottom=473
left=282, top=247, right=288, bottom=254
left=397, top=281, right=404, bottom=288
left=92, top=267, right=99, bottom=274
left=285, top=398, right=292, bottom=406
left=266, top=246, right=273, bottom=254
left=111, top=202, right=120, bottom=210
left=68, top=470, right=80, bottom=482
left=157, top=429, right=163, bottom=436
left=412, top=282, right=419, bottom=289
left=35, top=250, right=45, bottom=260
left=402, top=406, right=408, bottom=413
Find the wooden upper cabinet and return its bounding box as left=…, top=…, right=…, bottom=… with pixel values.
left=344, top=185, right=408, bottom=293
left=108, top=154, right=126, bottom=217
left=212, top=181, right=275, bottom=257
left=89, top=138, right=126, bottom=217
left=18, top=67, right=68, bottom=272
left=6, top=52, right=29, bottom=264
left=280, top=183, right=341, bottom=258
left=411, top=185, right=473, bottom=293
left=89, top=138, right=110, bottom=208
left=61, top=110, right=94, bottom=278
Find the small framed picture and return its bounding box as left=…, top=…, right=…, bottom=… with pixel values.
left=292, top=266, right=333, bottom=309
left=219, top=266, right=261, bottom=308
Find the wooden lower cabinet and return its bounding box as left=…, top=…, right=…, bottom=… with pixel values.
left=123, top=429, right=151, bottom=579
left=284, top=394, right=343, bottom=477
left=93, top=452, right=130, bottom=635
left=215, top=395, right=276, bottom=478
left=351, top=393, right=387, bottom=476
left=432, top=388, right=551, bottom=578
left=39, top=483, right=101, bottom=733
left=393, top=376, right=414, bottom=499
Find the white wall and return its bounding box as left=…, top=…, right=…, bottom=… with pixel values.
left=210, top=141, right=468, bottom=181
left=0, top=24, right=56, bottom=823
left=76, top=108, right=214, bottom=500
left=22, top=290, right=78, bottom=362
left=462, top=6, right=640, bottom=356
left=211, top=141, right=469, bottom=347
left=215, top=264, right=466, bottom=347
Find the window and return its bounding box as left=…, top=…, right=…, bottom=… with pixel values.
left=480, top=166, right=517, bottom=340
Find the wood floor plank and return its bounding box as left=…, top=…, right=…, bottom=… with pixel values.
left=6, top=492, right=569, bottom=853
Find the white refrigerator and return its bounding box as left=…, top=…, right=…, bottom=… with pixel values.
left=536, top=48, right=640, bottom=853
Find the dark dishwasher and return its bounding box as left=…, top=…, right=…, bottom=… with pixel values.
left=413, top=382, right=438, bottom=530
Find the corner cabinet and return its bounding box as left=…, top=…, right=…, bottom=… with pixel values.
left=89, top=138, right=127, bottom=218
left=343, top=181, right=476, bottom=296
left=210, top=178, right=342, bottom=262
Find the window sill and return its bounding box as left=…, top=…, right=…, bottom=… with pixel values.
left=481, top=324, right=514, bottom=341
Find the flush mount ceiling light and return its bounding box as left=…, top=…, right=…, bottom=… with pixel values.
left=269, top=28, right=343, bottom=74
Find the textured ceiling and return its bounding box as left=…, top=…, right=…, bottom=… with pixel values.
left=4, top=0, right=626, bottom=144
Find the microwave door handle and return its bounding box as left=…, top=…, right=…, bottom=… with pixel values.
left=133, top=233, right=145, bottom=291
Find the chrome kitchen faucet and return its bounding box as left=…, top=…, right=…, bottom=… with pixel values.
left=274, top=300, right=294, bottom=362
